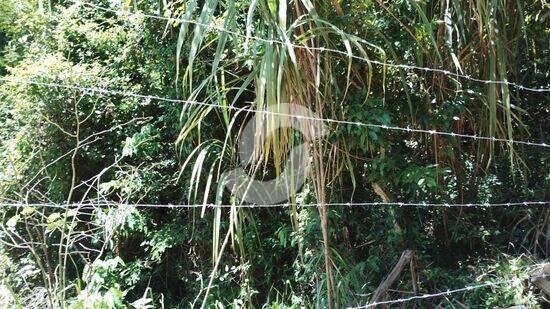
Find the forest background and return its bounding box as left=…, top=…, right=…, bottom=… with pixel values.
left=0, top=0, right=548, bottom=307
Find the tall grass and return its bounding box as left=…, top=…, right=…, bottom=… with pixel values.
left=171, top=0, right=536, bottom=306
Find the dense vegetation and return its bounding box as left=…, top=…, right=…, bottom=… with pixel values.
left=0, top=0, right=548, bottom=307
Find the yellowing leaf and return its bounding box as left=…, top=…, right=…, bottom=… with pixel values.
left=21, top=207, right=35, bottom=216
left=47, top=212, right=61, bottom=224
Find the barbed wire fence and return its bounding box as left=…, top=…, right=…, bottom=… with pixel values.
left=1, top=201, right=549, bottom=209
left=75, top=1, right=550, bottom=93
left=1, top=77, right=548, bottom=148
left=0, top=1, right=548, bottom=308
left=350, top=273, right=550, bottom=309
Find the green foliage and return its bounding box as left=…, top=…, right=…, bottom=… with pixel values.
left=75, top=258, right=126, bottom=308
left=0, top=0, right=548, bottom=308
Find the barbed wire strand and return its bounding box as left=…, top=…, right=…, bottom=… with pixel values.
left=75, top=1, right=550, bottom=93
left=1, top=77, right=548, bottom=148
left=0, top=201, right=547, bottom=209
left=348, top=274, right=549, bottom=308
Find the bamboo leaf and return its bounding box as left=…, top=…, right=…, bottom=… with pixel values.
left=176, top=0, right=198, bottom=86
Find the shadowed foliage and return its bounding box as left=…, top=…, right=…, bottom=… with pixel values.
left=0, top=0, right=548, bottom=308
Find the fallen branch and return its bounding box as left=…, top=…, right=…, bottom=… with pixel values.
left=370, top=249, right=417, bottom=306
